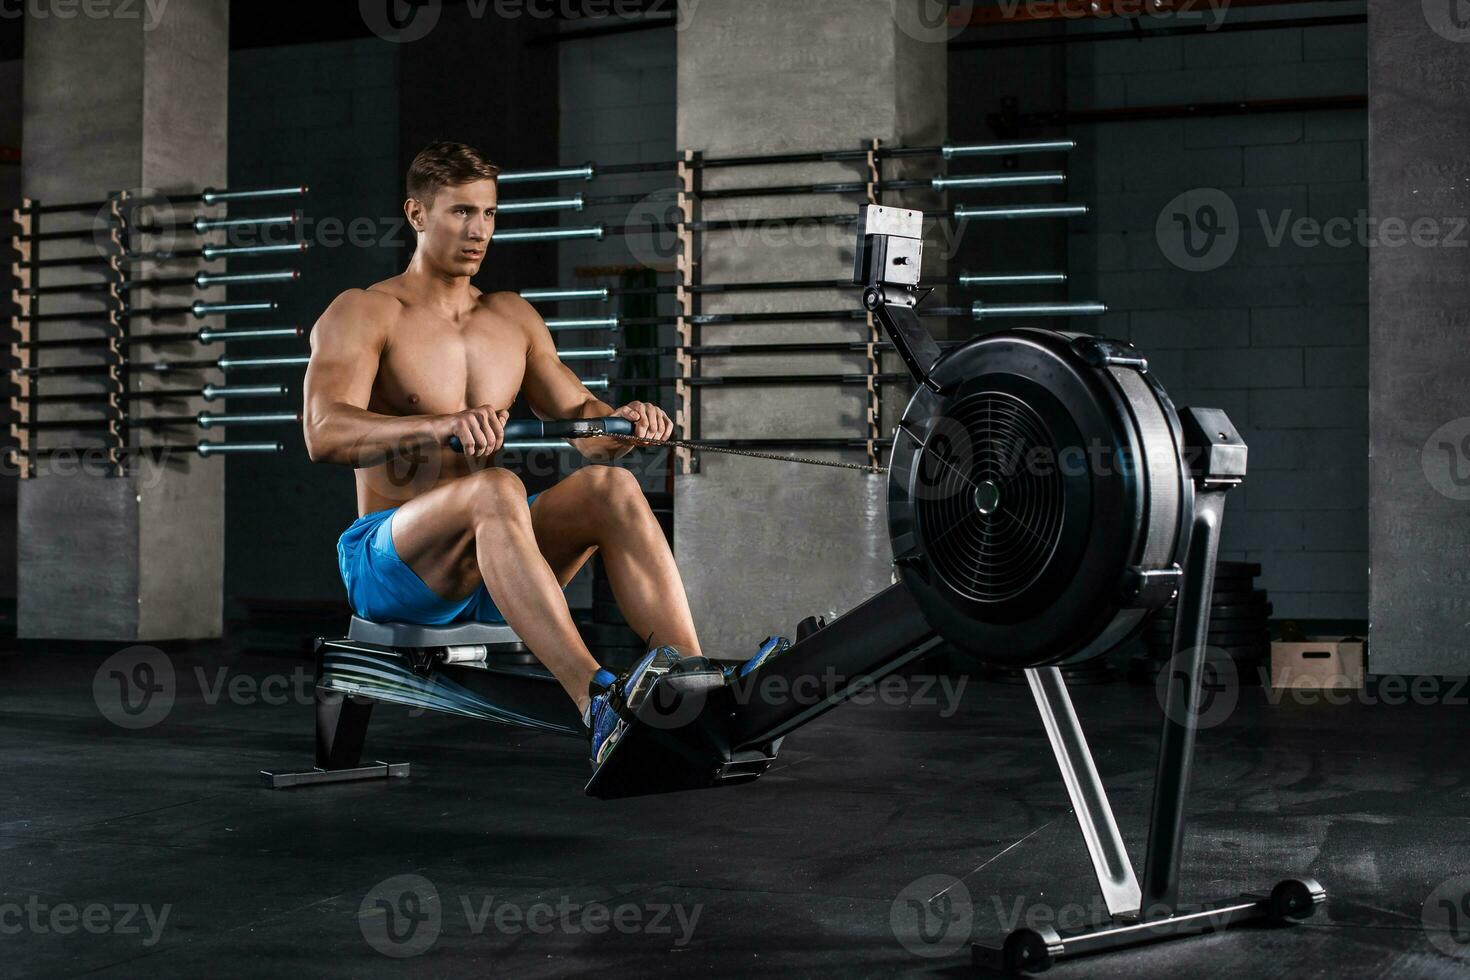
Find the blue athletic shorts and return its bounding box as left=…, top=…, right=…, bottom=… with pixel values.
left=337, top=494, right=542, bottom=626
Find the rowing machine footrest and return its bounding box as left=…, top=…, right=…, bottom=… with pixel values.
left=584, top=668, right=771, bottom=799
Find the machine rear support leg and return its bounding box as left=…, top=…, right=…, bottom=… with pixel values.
left=316, top=689, right=374, bottom=770
left=260, top=689, right=409, bottom=789
left=974, top=415, right=1325, bottom=973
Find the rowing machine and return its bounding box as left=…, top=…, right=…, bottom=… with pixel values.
left=582, top=205, right=1324, bottom=972
left=268, top=210, right=1323, bottom=974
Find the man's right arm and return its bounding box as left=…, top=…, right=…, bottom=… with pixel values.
left=302, top=289, right=437, bottom=467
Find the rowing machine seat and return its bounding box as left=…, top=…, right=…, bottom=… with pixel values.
left=346, top=615, right=525, bottom=651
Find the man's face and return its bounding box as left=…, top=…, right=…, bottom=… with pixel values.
left=412, top=179, right=498, bottom=275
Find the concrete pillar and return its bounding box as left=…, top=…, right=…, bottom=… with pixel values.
left=0, top=58, right=24, bottom=605
left=675, top=0, right=946, bottom=656
left=18, top=0, right=228, bottom=640
left=1366, top=2, right=1470, bottom=673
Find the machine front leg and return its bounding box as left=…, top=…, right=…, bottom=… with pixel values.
left=1025, top=667, right=1142, bottom=918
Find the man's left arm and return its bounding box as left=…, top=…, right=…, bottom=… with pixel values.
left=511, top=294, right=673, bottom=461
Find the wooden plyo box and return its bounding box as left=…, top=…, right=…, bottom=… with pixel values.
left=1270, top=637, right=1366, bottom=690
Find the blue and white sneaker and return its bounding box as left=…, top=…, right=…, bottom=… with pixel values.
left=586, top=647, right=685, bottom=768
left=724, top=635, right=791, bottom=682
left=586, top=668, right=622, bottom=768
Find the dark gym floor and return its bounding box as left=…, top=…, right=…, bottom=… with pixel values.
left=1, top=611, right=1465, bottom=979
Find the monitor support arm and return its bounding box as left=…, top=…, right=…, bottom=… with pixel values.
left=853, top=204, right=944, bottom=391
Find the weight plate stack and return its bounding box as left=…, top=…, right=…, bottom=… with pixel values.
left=984, top=657, right=1117, bottom=686
left=1129, top=561, right=1272, bottom=685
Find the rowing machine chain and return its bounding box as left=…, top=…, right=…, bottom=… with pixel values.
left=609, top=434, right=888, bottom=474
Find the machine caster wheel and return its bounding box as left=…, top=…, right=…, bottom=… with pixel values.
left=1267, top=878, right=1324, bottom=923
left=1001, top=926, right=1060, bottom=974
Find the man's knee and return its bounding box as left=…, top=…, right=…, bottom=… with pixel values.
left=463, top=468, right=529, bottom=522
left=574, top=466, right=644, bottom=511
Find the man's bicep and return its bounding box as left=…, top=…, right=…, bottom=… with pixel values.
left=516, top=302, right=600, bottom=418
left=524, top=342, right=599, bottom=419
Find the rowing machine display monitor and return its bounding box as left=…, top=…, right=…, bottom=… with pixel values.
left=853, top=204, right=924, bottom=289
left=275, top=217, right=1323, bottom=975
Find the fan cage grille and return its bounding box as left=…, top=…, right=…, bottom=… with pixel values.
left=913, top=391, right=1066, bottom=604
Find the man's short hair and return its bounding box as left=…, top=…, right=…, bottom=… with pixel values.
left=406, top=140, right=501, bottom=206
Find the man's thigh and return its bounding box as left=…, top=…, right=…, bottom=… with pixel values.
left=390, top=469, right=607, bottom=596
left=388, top=477, right=497, bottom=600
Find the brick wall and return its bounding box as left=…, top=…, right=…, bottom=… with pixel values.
left=226, top=38, right=402, bottom=608
left=553, top=25, right=677, bottom=489
left=545, top=14, right=1372, bottom=622
left=554, top=25, right=677, bottom=321
left=559, top=29, right=676, bottom=197
left=1063, top=5, right=1369, bottom=620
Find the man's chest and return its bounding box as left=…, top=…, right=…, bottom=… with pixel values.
left=373, top=316, right=527, bottom=415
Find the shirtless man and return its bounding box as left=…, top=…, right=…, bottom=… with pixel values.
left=302, top=140, right=728, bottom=766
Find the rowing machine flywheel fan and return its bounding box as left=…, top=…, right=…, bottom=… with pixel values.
left=887, top=329, right=1193, bottom=668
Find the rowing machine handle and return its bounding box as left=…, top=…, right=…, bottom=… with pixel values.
left=447, top=416, right=636, bottom=453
